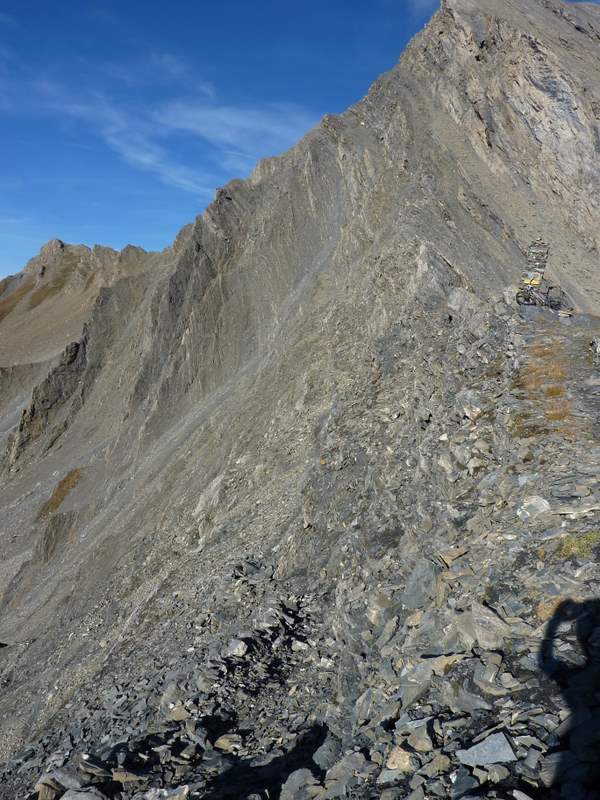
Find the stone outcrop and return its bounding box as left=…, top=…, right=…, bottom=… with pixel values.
left=1, top=1, right=600, bottom=798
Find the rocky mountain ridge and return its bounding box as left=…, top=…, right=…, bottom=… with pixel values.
left=1, top=0, right=600, bottom=798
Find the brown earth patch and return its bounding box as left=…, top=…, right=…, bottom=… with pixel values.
left=38, top=469, right=82, bottom=519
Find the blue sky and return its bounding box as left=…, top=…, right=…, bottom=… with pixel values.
left=0, top=0, right=442, bottom=277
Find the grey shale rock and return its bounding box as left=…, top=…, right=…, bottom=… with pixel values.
left=2, top=0, right=600, bottom=799
left=456, top=733, right=517, bottom=768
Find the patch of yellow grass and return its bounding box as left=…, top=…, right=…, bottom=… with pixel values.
left=509, top=413, right=550, bottom=439
left=530, top=343, right=557, bottom=358
left=558, top=531, right=600, bottom=560
left=545, top=400, right=573, bottom=422
left=510, top=335, right=581, bottom=435
left=513, top=362, right=568, bottom=392
left=522, top=373, right=546, bottom=391
left=545, top=363, right=567, bottom=381
left=38, top=469, right=82, bottom=519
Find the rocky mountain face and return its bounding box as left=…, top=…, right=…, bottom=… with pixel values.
left=1, top=0, right=600, bottom=798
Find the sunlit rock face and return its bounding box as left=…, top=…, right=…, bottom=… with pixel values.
left=1, top=2, right=600, bottom=798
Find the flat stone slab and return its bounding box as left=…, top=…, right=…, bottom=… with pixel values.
left=456, top=732, right=516, bottom=767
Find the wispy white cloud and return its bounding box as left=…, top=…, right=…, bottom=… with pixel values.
left=1, top=51, right=319, bottom=197
left=155, top=100, right=318, bottom=173
left=408, top=0, right=439, bottom=14
left=32, top=80, right=216, bottom=195
left=103, top=129, right=215, bottom=194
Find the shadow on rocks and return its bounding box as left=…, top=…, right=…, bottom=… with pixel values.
left=539, top=599, right=600, bottom=800
left=202, top=723, right=327, bottom=799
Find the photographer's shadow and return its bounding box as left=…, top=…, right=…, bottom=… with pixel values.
left=539, top=599, right=600, bottom=799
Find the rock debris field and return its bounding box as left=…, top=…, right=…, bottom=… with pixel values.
left=4, top=292, right=600, bottom=800
left=2, top=0, right=600, bottom=798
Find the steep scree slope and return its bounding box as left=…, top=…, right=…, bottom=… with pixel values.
left=1, top=1, right=600, bottom=798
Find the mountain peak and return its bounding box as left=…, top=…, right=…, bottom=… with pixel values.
left=39, top=238, right=65, bottom=258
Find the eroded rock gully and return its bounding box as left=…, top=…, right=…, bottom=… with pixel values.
left=2, top=0, right=600, bottom=798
